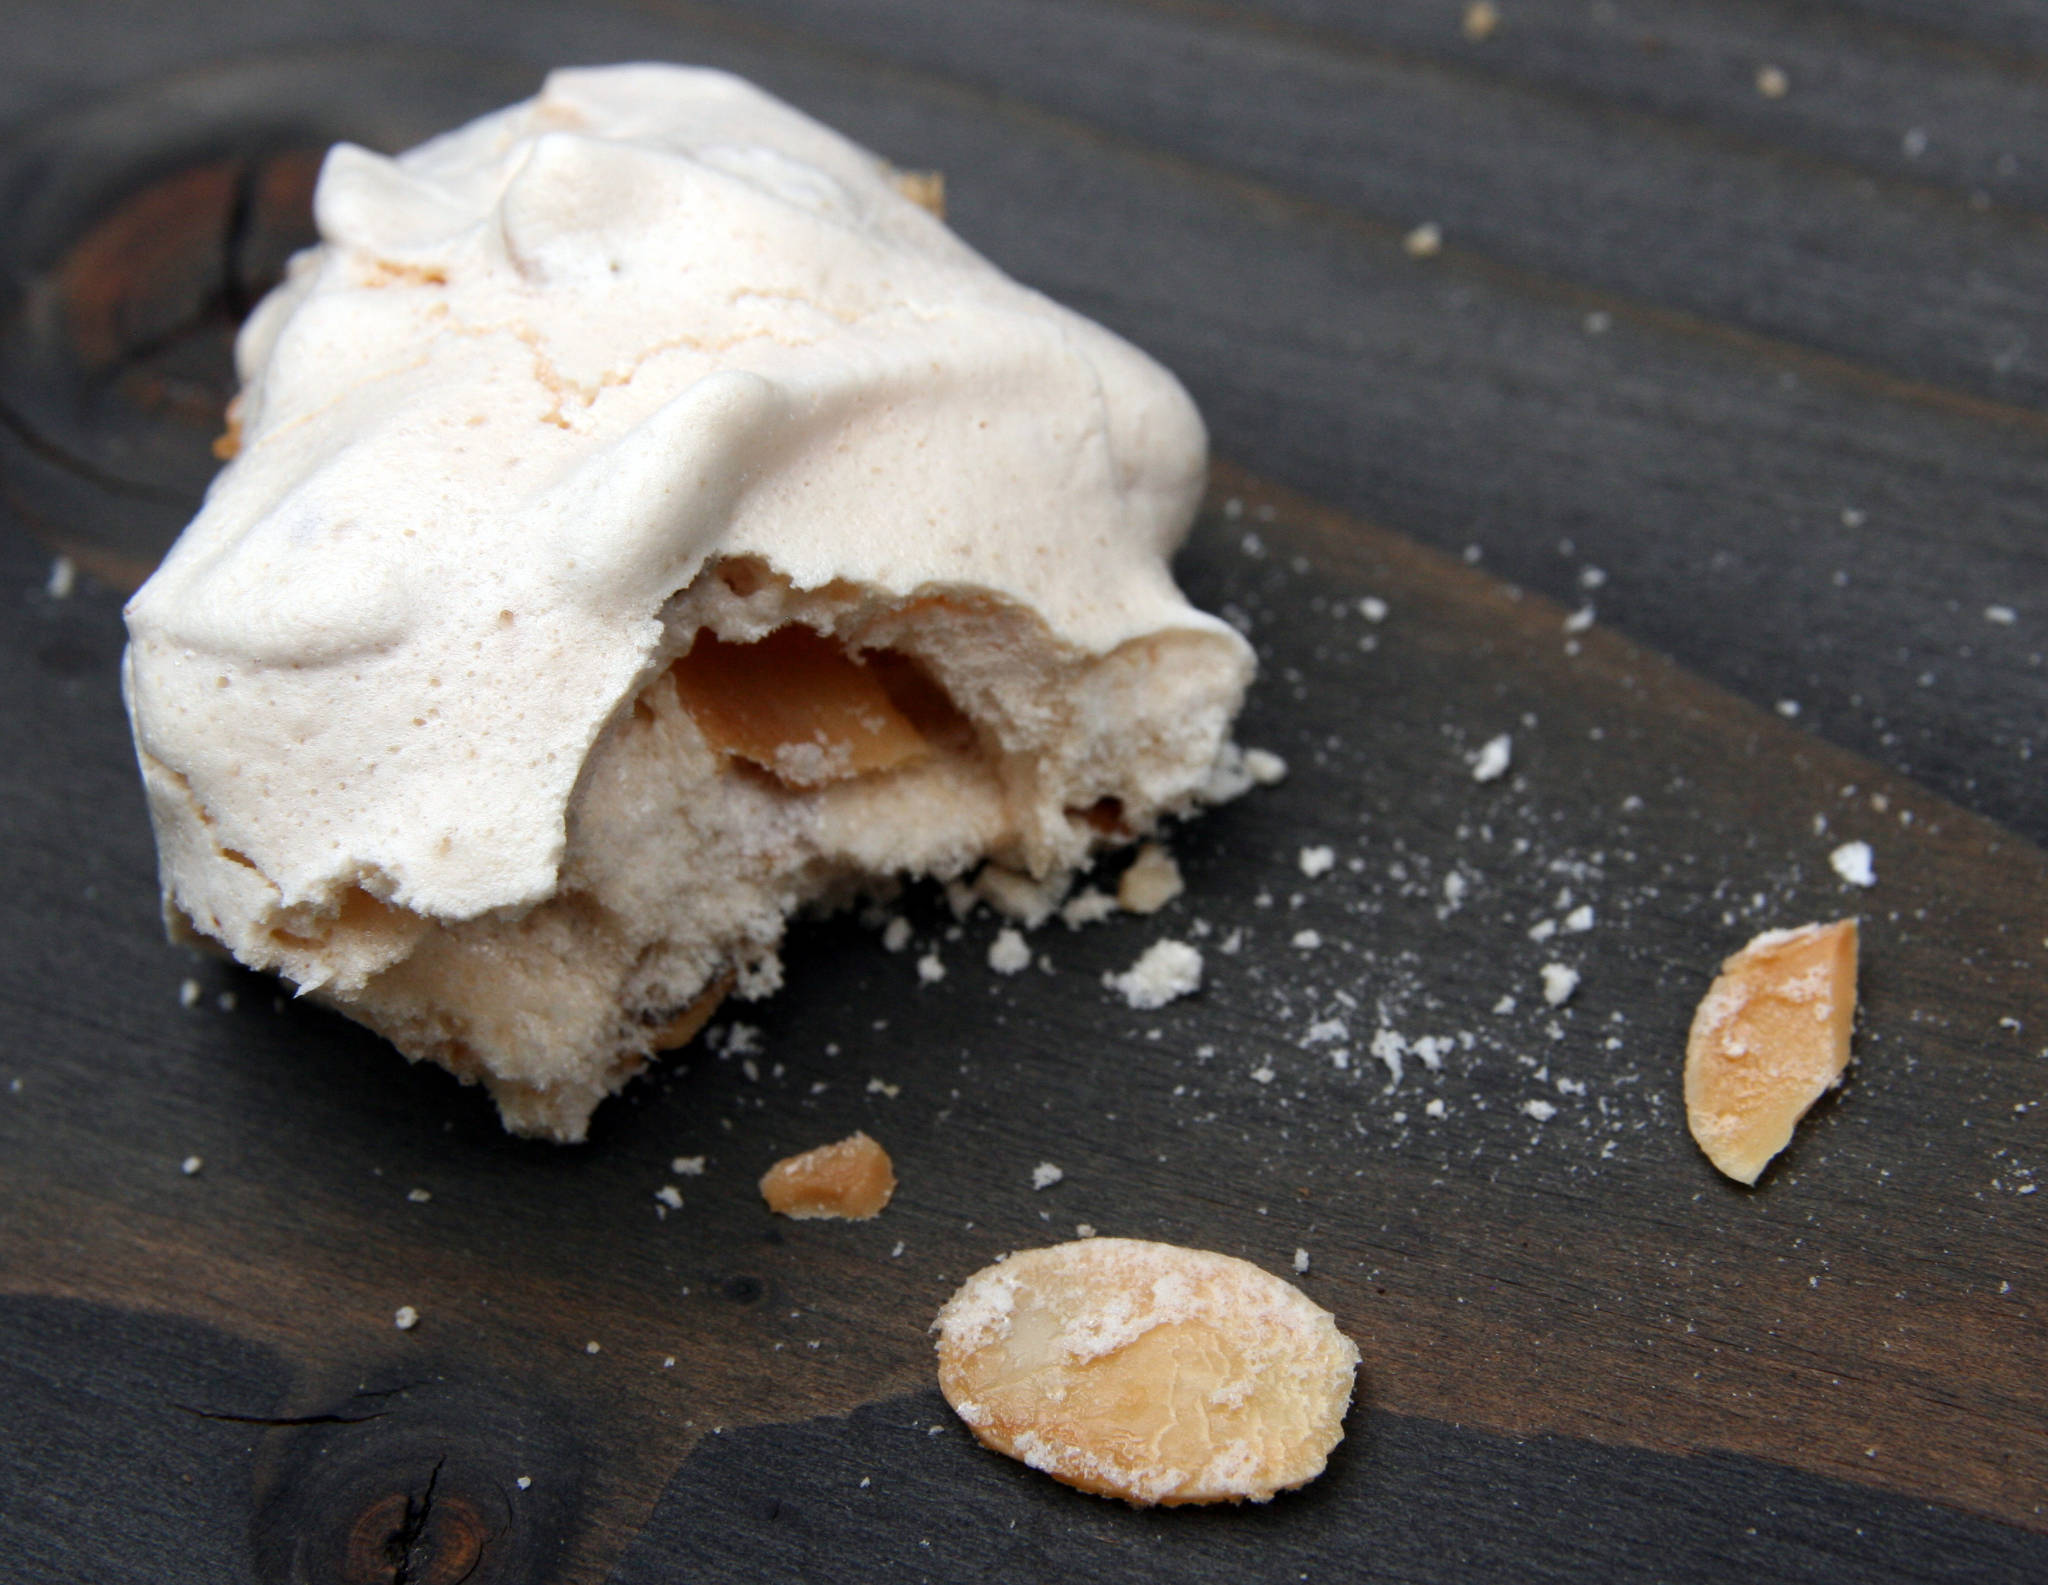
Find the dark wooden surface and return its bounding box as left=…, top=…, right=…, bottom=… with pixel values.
left=2, top=4, right=2044, bottom=1582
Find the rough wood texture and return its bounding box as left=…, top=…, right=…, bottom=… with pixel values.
left=2, top=6, right=2045, bottom=1583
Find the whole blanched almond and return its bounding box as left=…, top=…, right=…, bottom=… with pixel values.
left=933, top=1237, right=1359, bottom=1506
left=1685, top=919, right=1859, bottom=1184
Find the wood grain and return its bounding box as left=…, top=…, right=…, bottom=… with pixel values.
left=1, top=6, right=2045, bottom=1581
left=4, top=460, right=2043, bottom=1578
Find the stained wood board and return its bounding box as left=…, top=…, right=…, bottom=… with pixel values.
left=3, top=456, right=2043, bottom=1581
left=0, top=8, right=2043, bottom=1582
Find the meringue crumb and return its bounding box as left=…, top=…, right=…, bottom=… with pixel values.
left=1298, top=845, right=1335, bottom=879
left=1541, top=963, right=1580, bottom=1006
left=1292, top=1247, right=1311, bottom=1274
left=1105, top=940, right=1204, bottom=1009
left=934, top=1239, right=1358, bottom=1506
left=1243, top=748, right=1288, bottom=786
left=1404, top=221, right=1443, bottom=258
left=1756, top=64, right=1789, bottom=98
left=1061, top=887, right=1120, bottom=929
left=180, top=1155, right=204, bottom=1176
left=1031, top=1162, right=1065, bottom=1191
left=760, top=1131, right=896, bottom=1220
left=1686, top=920, right=1858, bottom=1185
left=987, top=927, right=1032, bottom=975
left=1463, top=1, right=1500, bottom=41
left=1118, top=843, right=1185, bottom=914
left=394, top=1306, right=419, bottom=1331
left=1470, top=734, right=1512, bottom=783
left=1830, top=841, right=1876, bottom=888
left=671, top=1155, right=706, bottom=1176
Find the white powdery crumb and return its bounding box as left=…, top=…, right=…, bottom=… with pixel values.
left=179, top=979, right=202, bottom=1009
left=1293, top=1248, right=1311, bottom=1274
left=1755, top=63, right=1789, bottom=98
left=735, top=950, right=784, bottom=1000
left=1425, top=1098, right=1447, bottom=1119
left=1372, top=1028, right=1407, bottom=1086
left=1412, top=1035, right=1452, bottom=1072
left=987, top=928, right=1032, bottom=975
left=1493, top=993, right=1517, bottom=1015
left=881, top=916, right=913, bottom=953
left=1104, top=940, right=1204, bottom=1010
left=585, top=1341, right=601, bottom=1355
left=1563, top=605, right=1595, bottom=634
left=1299, top=845, right=1336, bottom=879
left=1359, top=596, right=1389, bottom=622
left=1541, top=963, right=1580, bottom=1006
left=1471, top=734, right=1513, bottom=783
left=655, top=1185, right=684, bottom=1210
left=1245, top=748, right=1288, bottom=785
left=975, top=865, right=1066, bottom=927
left=1563, top=905, right=1595, bottom=933
left=1075, top=1223, right=1096, bottom=1238
left=46, top=556, right=76, bottom=599
left=671, top=1155, right=706, bottom=1176
left=1305, top=1017, right=1348, bottom=1046
left=1250, top=1064, right=1276, bottom=1084
left=1776, top=699, right=1801, bottom=719
left=1985, top=604, right=2018, bottom=626
left=867, top=1077, right=901, bottom=1098
left=1527, top=918, right=1558, bottom=942
left=1404, top=220, right=1443, bottom=257
left=1523, top=1099, right=1558, bottom=1122
left=407, top=1187, right=432, bottom=1203
left=394, top=1306, right=419, bottom=1331
left=516, top=1476, right=532, bottom=1491
left=1118, top=843, right=1184, bottom=914
left=1830, top=841, right=1876, bottom=888
left=1060, top=887, right=1120, bottom=930
left=1292, top=929, right=1323, bottom=950
left=1443, top=871, right=1468, bottom=908
left=180, top=1155, right=203, bottom=1176
left=1032, top=1162, right=1065, bottom=1191
left=916, top=951, right=947, bottom=985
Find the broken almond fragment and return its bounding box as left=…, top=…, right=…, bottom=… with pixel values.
left=671, top=627, right=932, bottom=788
left=1685, top=919, right=1859, bottom=1184
left=934, top=1238, right=1359, bottom=1506
left=759, top=1131, right=896, bottom=1219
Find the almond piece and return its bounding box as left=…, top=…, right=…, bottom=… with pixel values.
left=759, top=1131, right=896, bottom=1220
left=934, top=1237, right=1359, bottom=1506
left=1685, top=919, right=1859, bottom=1184
left=671, top=627, right=930, bottom=788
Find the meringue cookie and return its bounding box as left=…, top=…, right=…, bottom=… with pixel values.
left=123, top=64, right=1252, bottom=1140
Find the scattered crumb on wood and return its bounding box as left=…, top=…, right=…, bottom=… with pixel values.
left=1105, top=940, right=1204, bottom=1009
left=1685, top=919, right=1859, bottom=1185
left=760, top=1131, right=897, bottom=1220
left=1118, top=843, right=1185, bottom=914
left=934, top=1238, right=1358, bottom=1506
